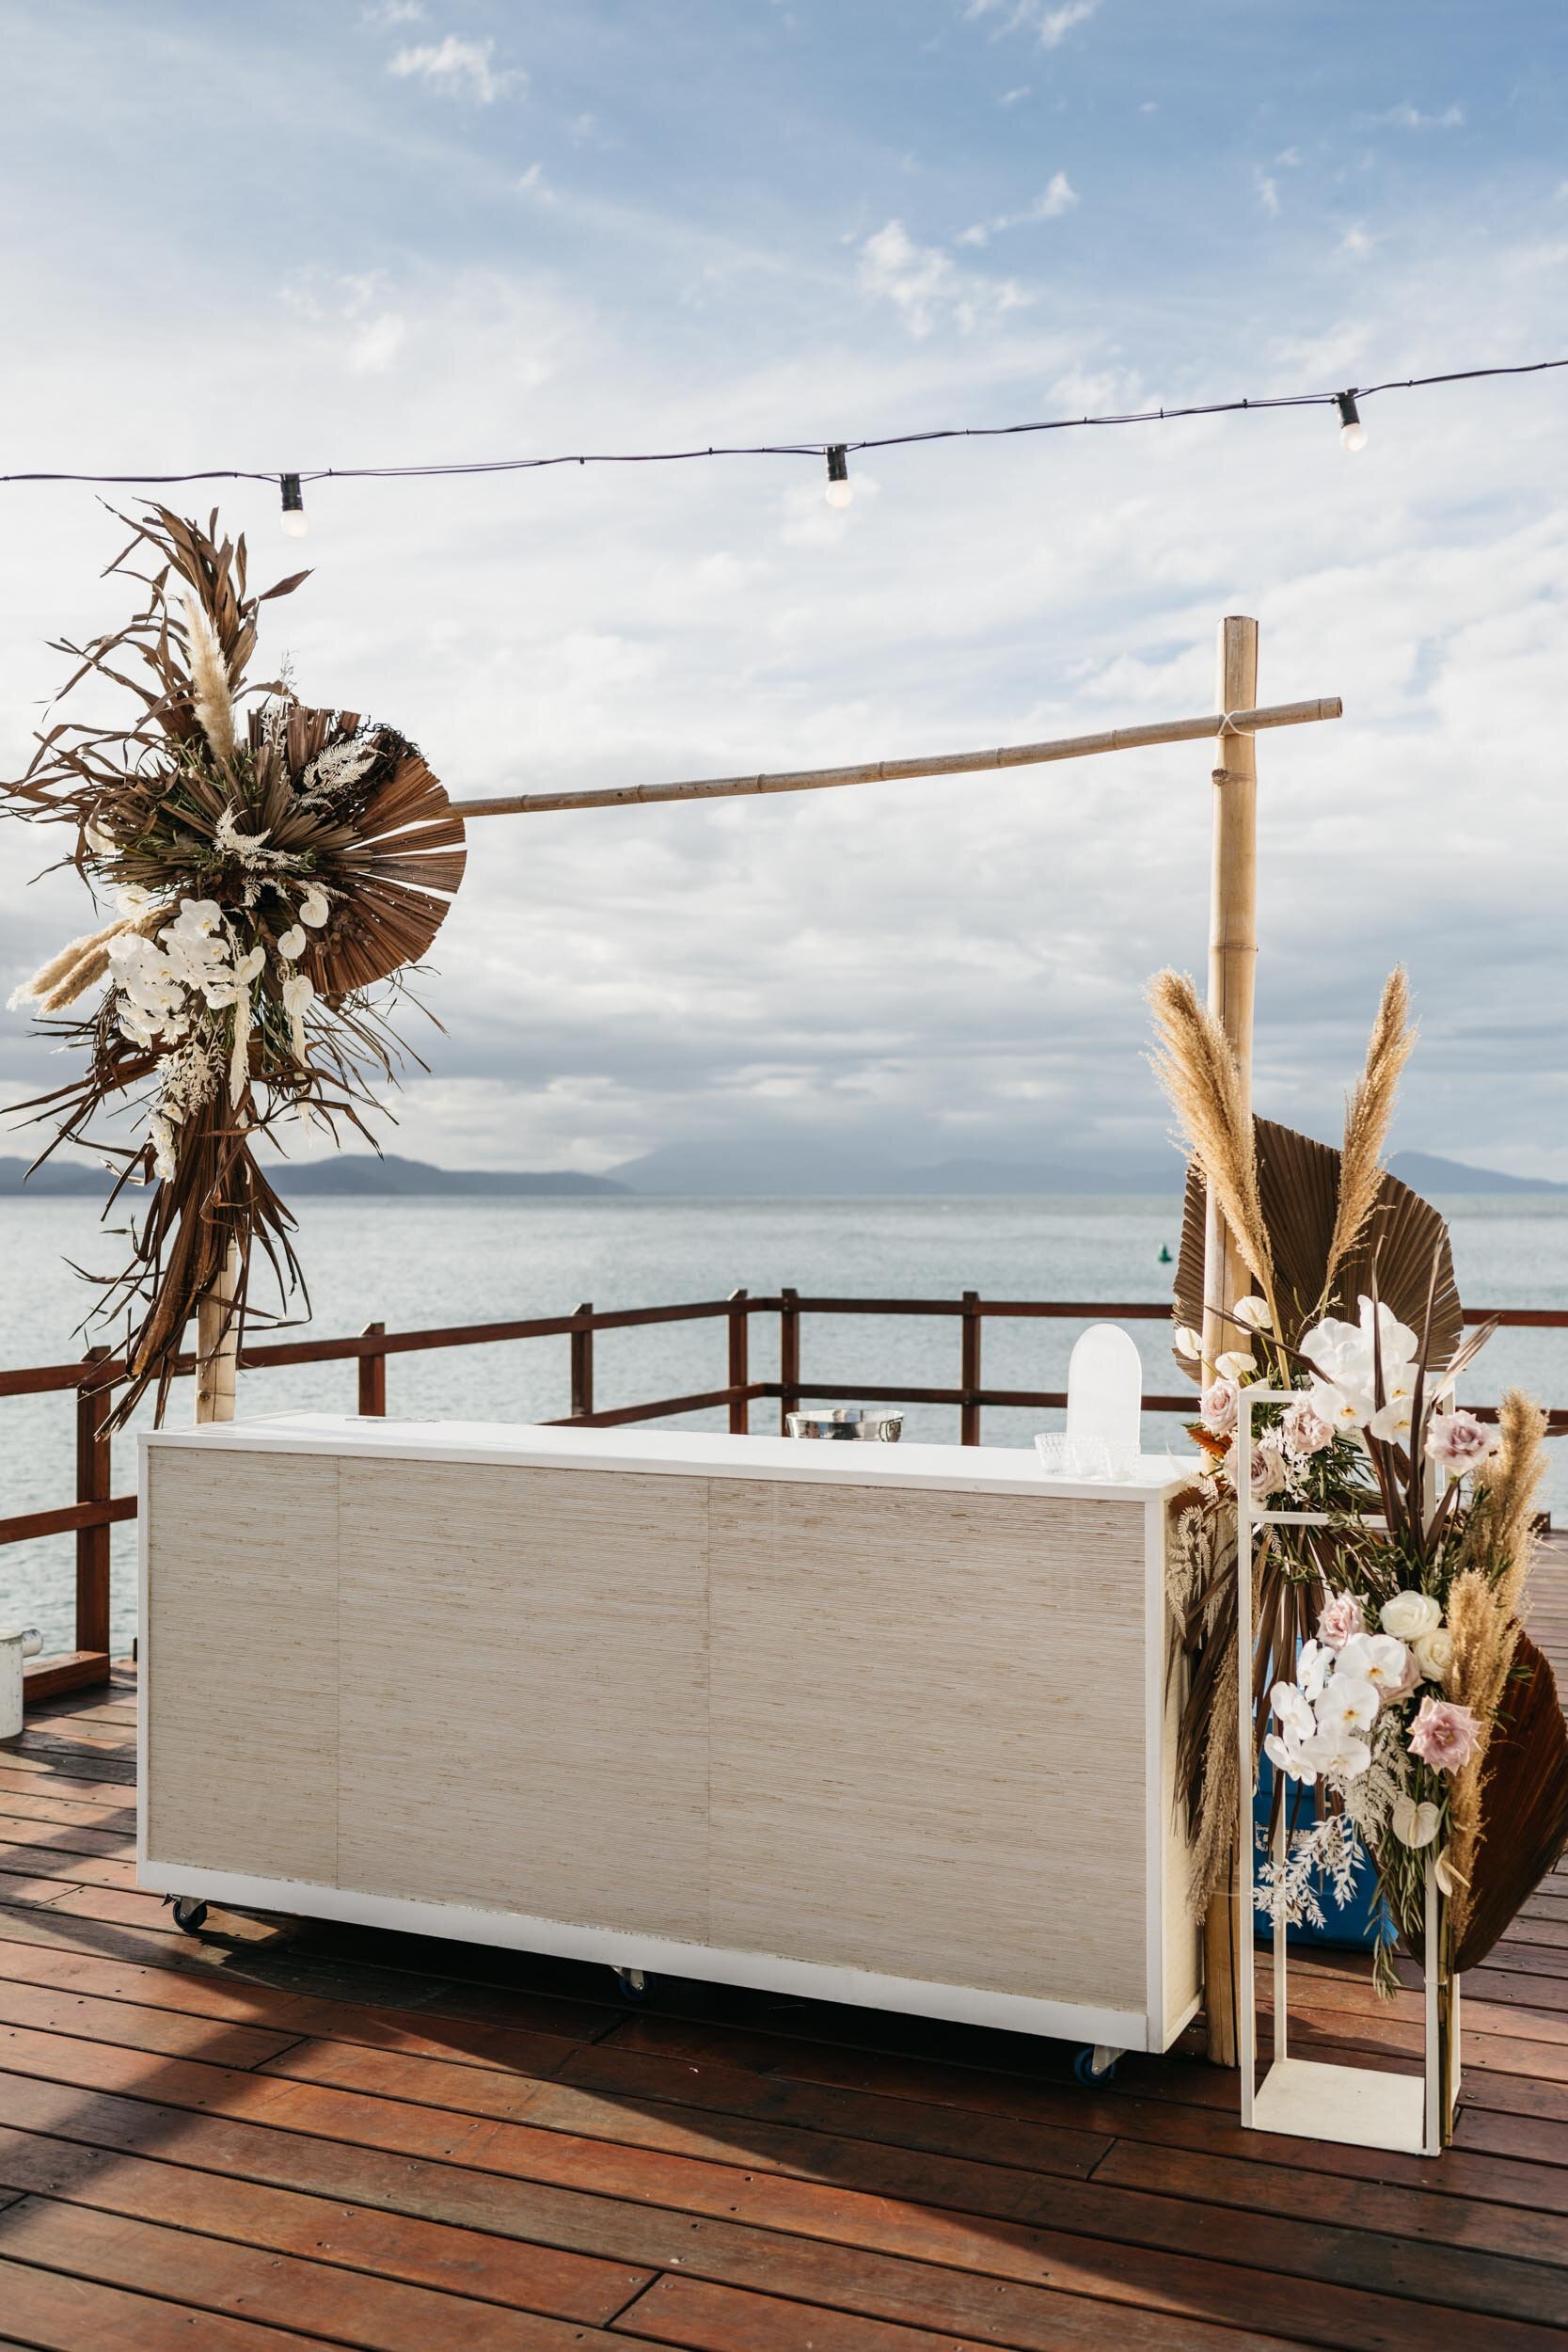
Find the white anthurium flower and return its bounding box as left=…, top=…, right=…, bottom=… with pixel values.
left=1271, top=1681, right=1315, bottom=1740
left=281, top=971, right=315, bottom=1059
left=1234, top=1295, right=1273, bottom=1332
left=1215, top=1350, right=1256, bottom=1382
left=1433, top=1848, right=1459, bottom=1898
left=233, top=946, right=266, bottom=982
left=1317, top=1674, right=1379, bottom=1738
left=298, top=885, right=329, bottom=927
left=114, top=884, right=157, bottom=914
left=1303, top=1726, right=1373, bottom=1780
left=1338, top=1630, right=1413, bottom=1698
left=1381, top=1590, right=1442, bottom=1643
left=1392, top=1793, right=1442, bottom=1849
left=1173, top=1325, right=1204, bottom=1359
left=1297, top=1639, right=1331, bottom=1702
left=277, top=926, right=307, bottom=960
left=1414, top=1627, right=1454, bottom=1683
left=84, top=818, right=116, bottom=856
left=1264, top=1728, right=1318, bottom=1787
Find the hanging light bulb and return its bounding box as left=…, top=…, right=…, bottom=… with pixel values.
left=279, top=473, right=309, bottom=537
left=824, top=445, right=853, bottom=508
left=1335, top=392, right=1367, bottom=453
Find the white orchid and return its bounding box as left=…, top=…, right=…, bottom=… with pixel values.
left=1264, top=1728, right=1319, bottom=1787
left=1302, top=1726, right=1372, bottom=1780
left=1300, top=1297, right=1420, bottom=1437
left=1315, top=1674, right=1379, bottom=1739
left=1271, top=1680, right=1316, bottom=1740
left=1338, top=1629, right=1413, bottom=1699
left=1296, top=1638, right=1331, bottom=1702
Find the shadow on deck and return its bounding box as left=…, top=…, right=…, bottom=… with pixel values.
left=1, top=1543, right=1565, bottom=2351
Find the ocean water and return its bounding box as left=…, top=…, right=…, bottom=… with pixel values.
left=2, top=1190, right=1565, bottom=1661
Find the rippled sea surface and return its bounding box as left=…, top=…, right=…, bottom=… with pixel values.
left=3, top=1190, right=1564, bottom=1659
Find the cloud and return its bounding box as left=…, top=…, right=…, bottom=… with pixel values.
left=1365, top=103, right=1464, bottom=131
left=516, top=162, right=555, bottom=202
left=1338, top=225, right=1375, bottom=259
left=999, top=86, right=1030, bottom=105
left=1256, top=173, right=1279, bottom=218
left=957, top=171, right=1079, bottom=246
left=387, top=35, right=524, bottom=102
left=859, top=219, right=1030, bottom=333
left=965, top=0, right=1100, bottom=46
left=360, top=1, right=425, bottom=24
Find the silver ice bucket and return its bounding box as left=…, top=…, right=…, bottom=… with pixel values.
left=784, top=1406, right=904, bottom=1442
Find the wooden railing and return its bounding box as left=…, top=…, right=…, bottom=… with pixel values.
left=7, top=1291, right=1565, bottom=1702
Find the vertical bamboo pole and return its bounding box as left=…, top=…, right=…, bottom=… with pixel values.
left=194, top=1242, right=241, bottom=1425
left=1202, top=613, right=1259, bottom=2068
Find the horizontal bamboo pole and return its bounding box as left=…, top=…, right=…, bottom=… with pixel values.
left=448, top=695, right=1341, bottom=819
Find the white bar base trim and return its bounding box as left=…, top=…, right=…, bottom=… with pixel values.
left=137, top=1857, right=1180, bottom=2055
left=1250, top=2057, right=1429, bottom=2156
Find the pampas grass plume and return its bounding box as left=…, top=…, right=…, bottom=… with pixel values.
left=1147, top=968, right=1276, bottom=1321
left=181, top=596, right=237, bottom=765
left=1325, top=967, right=1415, bottom=1289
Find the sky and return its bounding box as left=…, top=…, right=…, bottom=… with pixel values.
left=0, top=0, right=1565, bottom=1180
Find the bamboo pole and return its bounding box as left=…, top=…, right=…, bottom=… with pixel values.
left=1202, top=614, right=1259, bottom=2069
left=194, top=1241, right=241, bottom=1426
left=448, top=695, right=1339, bottom=820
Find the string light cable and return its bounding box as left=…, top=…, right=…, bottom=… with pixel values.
left=2, top=352, right=1562, bottom=533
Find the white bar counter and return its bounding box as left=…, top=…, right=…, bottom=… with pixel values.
left=138, top=1415, right=1200, bottom=2055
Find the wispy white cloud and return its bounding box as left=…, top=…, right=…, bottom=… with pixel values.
left=999, top=85, right=1030, bottom=105
left=1365, top=103, right=1464, bottom=131
left=516, top=162, right=556, bottom=202
left=1338, top=224, right=1376, bottom=259
left=957, top=172, right=1079, bottom=246
left=387, top=34, right=524, bottom=103
left=1256, top=172, right=1280, bottom=218
left=965, top=0, right=1100, bottom=49
left=360, top=1, right=425, bottom=24
left=859, top=218, right=1030, bottom=333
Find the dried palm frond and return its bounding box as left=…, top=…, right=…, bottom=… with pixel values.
left=1147, top=969, right=1276, bottom=1329
left=1453, top=1634, right=1568, bottom=1968
left=1323, top=969, right=1414, bottom=1291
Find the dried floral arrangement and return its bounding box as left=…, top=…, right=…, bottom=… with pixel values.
left=5, top=508, right=466, bottom=1422
left=1150, top=967, right=1568, bottom=1998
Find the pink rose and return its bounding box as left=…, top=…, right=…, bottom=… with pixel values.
left=1201, top=1379, right=1238, bottom=1437
left=1317, top=1592, right=1367, bottom=1651
left=1282, top=1397, right=1335, bottom=1458
left=1407, top=1695, right=1483, bottom=1774
left=1425, top=1408, right=1495, bottom=1474
left=1384, top=1644, right=1424, bottom=1706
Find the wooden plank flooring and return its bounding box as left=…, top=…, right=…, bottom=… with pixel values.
left=0, top=1549, right=1565, bottom=2349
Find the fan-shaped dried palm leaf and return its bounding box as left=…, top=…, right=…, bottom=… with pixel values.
left=1174, top=1118, right=1463, bottom=1360
left=1453, top=1634, right=1568, bottom=1970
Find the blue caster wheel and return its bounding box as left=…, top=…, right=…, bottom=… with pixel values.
left=1073, top=2043, right=1120, bottom=2085
left=169, top=1897, right=209, bottom=1935
left=614, top=1967, right=651, bottom=2003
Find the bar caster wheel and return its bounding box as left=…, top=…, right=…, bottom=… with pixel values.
left=167, top=1897, right=209, bottom=1935
left=1073, top=2043, right=1121, bottom=2085
left=613, top=1966, right=651, bottom=2003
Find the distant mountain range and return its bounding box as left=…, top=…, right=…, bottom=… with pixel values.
left=0, top=1144, right=1561, bottom=1200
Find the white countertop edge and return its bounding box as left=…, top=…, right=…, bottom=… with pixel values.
left=139, top=1410, right=1198, bottom=1501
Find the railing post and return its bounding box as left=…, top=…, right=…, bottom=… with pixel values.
left=74, top=1345, right=113, bottom=1665
left=779, top=1287, right=800, bottom=1433
left=357, top=1320, right=388, bottom=1416
left=728, top=1288, right=750, bottom=1434
left=571, top=1302, right=594, bottom=1421
left=960, top=1291, right=982, bottom=1447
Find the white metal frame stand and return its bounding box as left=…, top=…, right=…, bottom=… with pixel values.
left=1235, top=1386, right=1453, bottom=2157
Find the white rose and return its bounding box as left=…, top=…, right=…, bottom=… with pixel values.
left=1380, top=1590, right=1442, bottom=1643
left=1414, top=1627, right=1454, bottom=1683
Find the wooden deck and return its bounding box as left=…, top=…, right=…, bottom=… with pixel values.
left=0, top=1555, right=1565, bottom=2350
